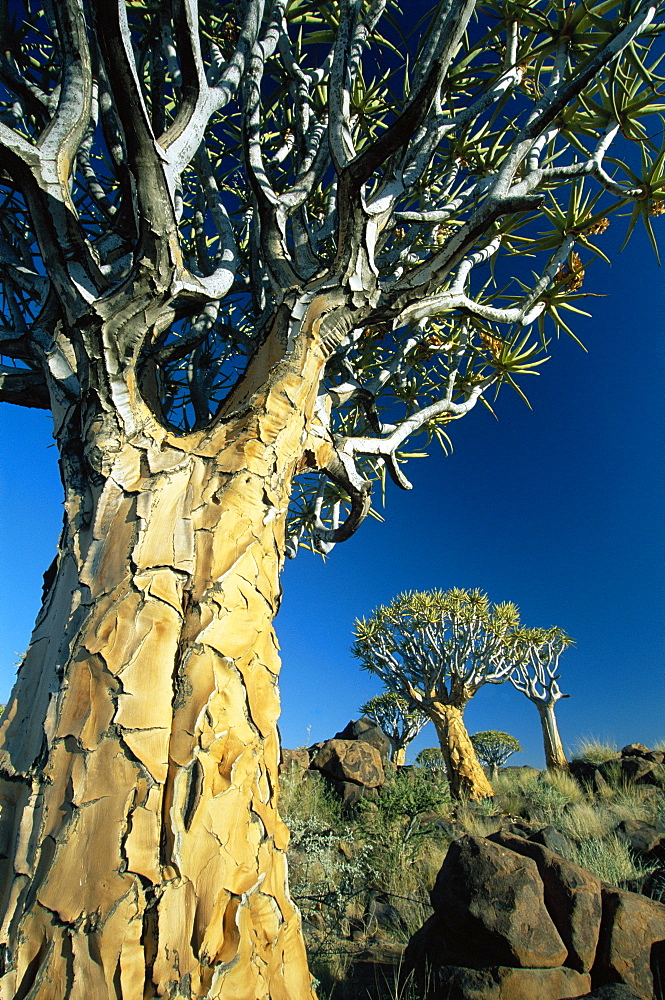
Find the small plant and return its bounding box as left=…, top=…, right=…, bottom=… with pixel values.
left=470, top=731, right=523, bottom=777
left=574, top=736, right=620, bottom=764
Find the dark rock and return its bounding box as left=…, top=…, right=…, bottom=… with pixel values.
left=331, top=778, right=379, bottom=806
left=279, top=747, right=309, bottom=772
left=365, top=891, right=408, bottom=936
left=569, top=759, right=611, bottom=794
left=592, top=883, right=665, bottom=999
left=615, top=819, right=662, bottom=857
left=310, top=739, right=385, bottom=788
left=618, top=756, right=657, bottom=783
left=644, top=750, right=665, bottom=764
left=529, top=825, right=574, bottom=858
left=429, top=835, right=567, bottom=969
left=334, top=718, right=392, bottom=762
left=422, top=964, right=590, bottom=1000
left=488, top=831, right=601, bottom=973
left=620, top=743, right=651, bottom=758
left=576, top=986, right=645, bottom=1000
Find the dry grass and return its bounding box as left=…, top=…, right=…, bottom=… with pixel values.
left=569, top=833, right=657, bottom=887
left=574, top=736, right=620, bottom=764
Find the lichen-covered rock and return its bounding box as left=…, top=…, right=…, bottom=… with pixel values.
left=430, top=835, right=567, bottom=969
left=309, top=739, right=385, bottom=787
left=334, top=718, right=392, bottom=762
left=425, top=964, right=590, bottom=1000
left=488, top=830, right=601, bottom=973
left=593, top=884, right=665, bottom=999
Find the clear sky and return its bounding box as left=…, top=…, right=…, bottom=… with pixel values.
left=1, top=223, right=663, bottom=767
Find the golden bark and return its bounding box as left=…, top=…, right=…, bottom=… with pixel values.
left=431, top=703, right=494, bottom=801
left=393, top=747, right=406, bottom=767
left=0, top=301, right=339, bottom=999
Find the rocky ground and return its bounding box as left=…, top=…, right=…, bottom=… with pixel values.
left=280, top=727, right=665, bottom=1000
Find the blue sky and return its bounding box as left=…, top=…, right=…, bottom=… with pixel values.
left=1, top=223, right=663, bottom=767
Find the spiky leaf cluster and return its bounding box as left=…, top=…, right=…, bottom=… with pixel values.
left=0, top=0, right=663, bottom=553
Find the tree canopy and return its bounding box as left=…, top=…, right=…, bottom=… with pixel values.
left=470, top=729, right=523, bottom=768
left=1, top=0, right=663, bottom=556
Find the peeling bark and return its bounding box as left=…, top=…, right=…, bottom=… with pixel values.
left=0, top=303, right=339, bottom=999
left=431, top=703, right=494, bottom=801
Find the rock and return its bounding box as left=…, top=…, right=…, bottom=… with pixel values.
left=310, top=739, right=385, bottom=787
left=576, top=986, right=645, bottom=1000
left=592, top=883, right=665, bottom=999
left=429, top=835, right=567, bottom=969
left=569, top=759, right=611, bottom=794
left=334, top=718, right=392, bottom=762
left=529, top=825, right=574, bottom=858
left=279, top=747, right=309, bottom=771
left=620, top=743, right=651, bottom=757
left=365, top=891, right=409, bottom=936
left=488, top=831, right=601, bottom=973
left=618, top=756, right=657, bottom=783
left=332, top=778, right=380, bottom=807
left=644, top=750, right=665, bottom=764
left=615, top=819, right=662, bottom=857
left=422, top=964, right=590, bottom=1000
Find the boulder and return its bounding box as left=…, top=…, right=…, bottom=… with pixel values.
left=529, top=825, right=574, bottom=858
left=569, top=759, right=611, bottom=794
left=279, top=747, right=309, bottom=772
left=334, top=717, right=392, bottom=762
left=423, top=964, right=590, bottom=1000
left=617, top=756, right=657, bottom=784
left=592, top=883, right=665, bottom=999
left=644, top=750, right=665, bottom=764
left=615, top=819, right=662, bottom=857
left=576, top=986, right=645, bottom=1000
left=620, top=743, right=651, bottom=757
left=488, top=831, right=602, bottom=973
left=429, top=835, right=567, bottom=969
left=309, top=739, right=385, bottom=788
left=330, top=778, right=379, bottom=807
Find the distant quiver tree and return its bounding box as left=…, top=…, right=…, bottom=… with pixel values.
left=510, top=627, right=573, bottom=768
left=416, top=746, right=447, bottom=773
left=352, top=588, right=530, bottom=799
left=360, top=691, right=428, bottom=764
left=470, top=729, right=523, bottom=777
left=0, top=0, right=663, bottom=995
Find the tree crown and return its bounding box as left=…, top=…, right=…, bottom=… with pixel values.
left=353, top=587, right=528, bottom=704
left=0, top=0, right=663, bottom=554
left=470, top=729, right=523, bottom=766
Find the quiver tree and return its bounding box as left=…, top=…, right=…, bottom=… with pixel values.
left=352, top=589, right=529, bottom=799
left=0, top=0, right=663, bottom=995
left=360, top=691, right=428, bottom=764
left=416, top=747, right=446, bottom=773
left=470, top=729, right=523, bottom=778
left=510, top=627, right=573, bottom=768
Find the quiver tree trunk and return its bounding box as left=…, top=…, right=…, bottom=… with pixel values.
left=430, top=703, right=494, bottom=801
left=392, top=746, right=407, bottom=767
left=0, top=302, right=340, bottom=999
left=538, top=702, right=568, bottom=770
